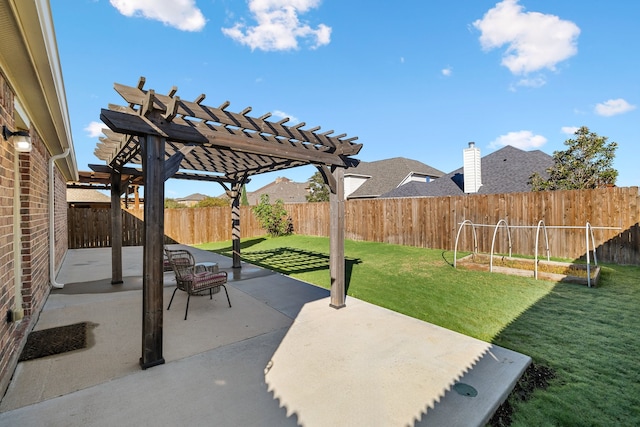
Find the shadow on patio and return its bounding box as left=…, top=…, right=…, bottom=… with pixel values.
left=207, top=243, right=361, bottom=293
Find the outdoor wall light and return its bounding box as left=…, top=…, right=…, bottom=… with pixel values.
left=2, top=125, right=32, bottom=152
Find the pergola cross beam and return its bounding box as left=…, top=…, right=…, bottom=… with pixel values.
left=99, top=107, right=353, bottom=169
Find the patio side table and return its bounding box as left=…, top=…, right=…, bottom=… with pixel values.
left=195, top=262, right=219, bottom=274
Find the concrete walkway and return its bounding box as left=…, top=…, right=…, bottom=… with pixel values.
left=0, top=245, right=530, bottom=426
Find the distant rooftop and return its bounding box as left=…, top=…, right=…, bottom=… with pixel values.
left=67, top=188, right=110, bottom=204
left=347, top=157, right=444, bottom=199
left=247, top=177, right=309, bottom=205
left=176, top=193, right=209, bottom=202
left=381, top=146, right=553, bottom=198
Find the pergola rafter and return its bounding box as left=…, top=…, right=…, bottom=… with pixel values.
left=112, top=81, right=359, bottom=150
left=97, top=80, right=361, bottom=179
left=96, top=77, right=362, bottom=370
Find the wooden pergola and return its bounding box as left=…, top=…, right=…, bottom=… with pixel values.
left=96, top=77, right=362, bottom=369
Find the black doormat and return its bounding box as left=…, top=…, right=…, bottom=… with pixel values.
left=19, top=322, right=88, bottom=362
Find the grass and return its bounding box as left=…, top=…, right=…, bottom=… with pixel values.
left=196, top=235, right=640, bottom=426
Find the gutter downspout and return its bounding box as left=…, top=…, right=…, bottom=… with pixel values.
left=49, top=148, right=70, bottom=289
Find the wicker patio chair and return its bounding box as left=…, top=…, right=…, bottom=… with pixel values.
left=165, top=249, right=231, bottom=320
left=163, top=250, right=173, bottom=272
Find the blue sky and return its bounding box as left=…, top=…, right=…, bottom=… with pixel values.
left=51, top=0, right=639, bottom=197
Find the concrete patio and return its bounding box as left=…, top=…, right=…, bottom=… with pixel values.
left=0, top=245, right=530, bottom=426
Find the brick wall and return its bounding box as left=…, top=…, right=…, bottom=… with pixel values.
left=0, top=71, right=23, bottom=397
left=54, top=165, right=68, bottom=266
left=20, top=132, right=51, bottom=316
left=0, top=71, right=67, bottom=397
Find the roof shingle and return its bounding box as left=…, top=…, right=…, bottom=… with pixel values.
left=66, top=188, right=110, bottom=203
left=247, top=177, right=309, bottom=205
left=347, top=157, right=444, bottom=198
left=381, top=146, right=553, bottom=198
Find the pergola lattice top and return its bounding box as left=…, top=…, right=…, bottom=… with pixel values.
left=97, top=77, right=362, bottom=184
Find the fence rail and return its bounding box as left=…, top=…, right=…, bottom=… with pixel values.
left=68, top=187, right=640, bottom=265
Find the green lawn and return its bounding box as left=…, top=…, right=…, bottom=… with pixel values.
left=196, top=235, right=640, bottom=426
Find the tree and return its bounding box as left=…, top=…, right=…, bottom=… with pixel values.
left=194, top=196, right=229, bottom=208
left=164, top=198, right=186, bottom=209
left=529, top=126, right=618, bottom=191
left=241, top=185, right=249, bottom=206
left=252, top=194, right=293, bottom=237
left=306, top=171, right=330, bottom=202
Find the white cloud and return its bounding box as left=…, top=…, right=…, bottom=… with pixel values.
left=110, top=0, right=206, bottom=32
left=515, top=75, right=546, bottom=88
left=441, top=66, right=452, bottom=77
left=561, top=126, right=579, bottom=135
left=473, top=0, right=580, bottom=75
left=594, top=98, right=637, bottom=117
left=489, top=130, right=547, bottom=150
left=85, top=121, right=105, bottom=138
left=222, top=0, right=331, bottom=51
left=272, top=110, right=299, bottom=124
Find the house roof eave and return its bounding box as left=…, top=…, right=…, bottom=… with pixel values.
left=0, top=0, right=77, bottom=181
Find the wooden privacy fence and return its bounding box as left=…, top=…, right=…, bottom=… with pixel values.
left=342, top=187, right=639, bottom=265
left=68, top=206, right=146, bottom=248
left=68, top=187, right=640, bottom=264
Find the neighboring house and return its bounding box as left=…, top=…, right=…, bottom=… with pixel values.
left=176, top=193, right=209, bottom=207
left=381, top=144, right=553, bottom=198
left=345, top=157, right=444, bottom=199
left=67, top=188, right=111, bottom=208
left=0, top=0, right=78, bottom=396
left=247, top=177, right=309, bottom=205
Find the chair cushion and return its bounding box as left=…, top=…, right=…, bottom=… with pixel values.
left=190, top=272, right=227, bottom=292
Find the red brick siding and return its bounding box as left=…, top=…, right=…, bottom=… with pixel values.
left=0, top=70, right=68, bottom=396
left=0, top=71, right=23, bottom=396
left=54, top=166, right=68, bottom=265
left=20, top=133, right=51, bottom=317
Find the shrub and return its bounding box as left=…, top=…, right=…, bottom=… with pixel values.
left=195, top=196, right=229, bottom=208
left=252, top=194, right=293, bottom=237
left=164, top=198, right=186, bottom=209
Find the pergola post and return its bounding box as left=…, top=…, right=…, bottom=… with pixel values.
left=231, top=181, right=242, bottom=268
left=329, top=167, right=346, bottom=308
left=140, top=133, right=165, bottom=369
left=111, top=171, right=123, bottom=284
